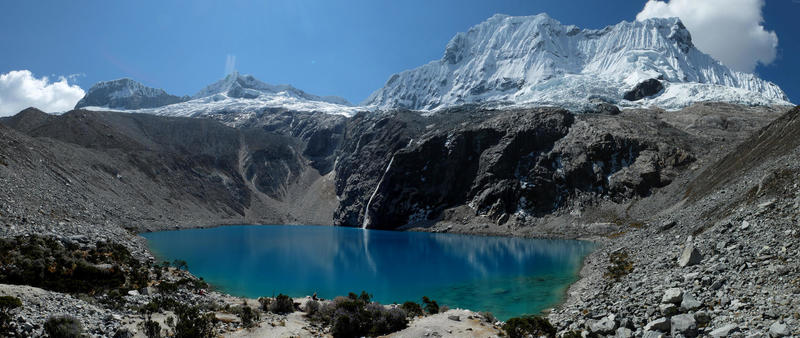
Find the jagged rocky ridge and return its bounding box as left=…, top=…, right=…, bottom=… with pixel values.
left=365, top=14, right=789, bottom=112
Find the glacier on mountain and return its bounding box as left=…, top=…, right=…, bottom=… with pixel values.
left=363, top=14, right=790, bottom=112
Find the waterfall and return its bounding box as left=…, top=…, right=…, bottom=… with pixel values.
left=362, top=155, right=395, bottom=229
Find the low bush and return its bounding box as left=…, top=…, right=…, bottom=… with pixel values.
left=422, top=296, right=439, bottom=315
left=502, top=315, right=556, bottom=338
left=44, top=315, right=83, bottom=338
left=305, top=299, right=320, bottom=316
left=174, top=303, right=215, bottom=338
left=400, top=301, right=423, bottom=317
left=310, top=292, right=408, bottom=337
left=157, top=277, right=207, bottom=294
left=0, top=235, right=148, bottom=294
left=604, top=250, right=634, bottom=281
left=478, top=311, right=496, bottom=324
left=172, top=259, right=188, bottom=270
left=0, top=296, right=22, bottom=334
left=257, top=297, right=271, bottom=311
left=238, top=301, right=258, bottom=328
left=269, top=294, right=294, bottom=314
left=143, top=317, right=161, bottom=338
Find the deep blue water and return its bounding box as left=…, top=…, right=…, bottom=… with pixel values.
left=142, top=225, right=594, bottom=320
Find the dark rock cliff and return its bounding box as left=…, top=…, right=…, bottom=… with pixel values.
left=331, top=107, right=696, bottom=229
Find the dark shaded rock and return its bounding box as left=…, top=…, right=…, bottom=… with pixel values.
left=624, top=79, right=663, bottom=101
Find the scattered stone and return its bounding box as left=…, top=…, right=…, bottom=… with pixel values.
left=681, top=293, right=702, bottom=311
left=678, top=245, right=703, bottom=267
left=659, top=303, right=679, bottom=316
left=769, top=321, right=790, bottom=337
left=660, top=220, right=677, bottom=232
left=643, top=330, right=666, bottom=338
left=644, top=317, right=671, bottom=332
left=590, top=315, right=616, bottom=334
left=709, top=324, right=740, bottom=337
left=615, top=327, right=633, bottom=338
left=670, top=314, right=697, bottom=337
left=693, top=311, right=711, bottom=326
left=740, top=221, right=750, bottom=231
left=662, top=288, right=683, bottom=304
left=447, top=315, right=460, bottom=322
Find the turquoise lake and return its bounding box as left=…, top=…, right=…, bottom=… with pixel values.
left=142, top=225, right=594, bottom=320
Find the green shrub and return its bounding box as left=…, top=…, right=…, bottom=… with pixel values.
left=0, top=296, right=22, bottom=334
left=239, top=301, right=258, bottom=328
left=400, top=301, right=423, bottom=317
left=502, top=315, right=556, bottom=338
left=561, top=330, right=583, bottom=338
left=113, top=327, right=135, bottom=338
left=0, top=235, right=147, bottom=294
left=257, top=297, right=271, bottom=311
left=44, top=315, right=83, bottom=338
left=305, top=299, right=320, bottom=316
left=422, top=296, right=439, bottom=315
left=604, top=250, right=634, bottom=281
left=269, top=294, right=294, bottom=314
left=172, top=259, right=188, bottom=270
left=310, top=292, right=408, bottom=337
left=157, top=277, right=207, bottom=294
left=143, top=317, right=161, bottom=338
left=479, top=311, right=496, bottom=324
left=174, top=304, right=215, bottom=338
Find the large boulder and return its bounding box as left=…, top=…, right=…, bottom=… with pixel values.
left=590, top=315, right=617, bottom=334
left=661, top=288, right=683, bottom=304
left=644, top=317, right=671, bottom=332
left=670, top=314, right=698, bottom=337
left=680, top=292, right=702, bottom=310
left=769, top=321, right=790, bottom=337
left=678, top=245, right=703, bottom=267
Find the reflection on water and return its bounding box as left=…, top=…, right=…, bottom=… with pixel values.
left=142, top=225, right=594, bottom=320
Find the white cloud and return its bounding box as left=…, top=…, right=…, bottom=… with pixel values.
left=0, top=70, right=85, bottom=117
left=636, top=0, right=778, bottom=73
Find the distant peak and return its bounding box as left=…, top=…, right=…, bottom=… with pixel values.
left=193, top=72, right=352, bottom=106
left=76, top=78, right=186, bottom=110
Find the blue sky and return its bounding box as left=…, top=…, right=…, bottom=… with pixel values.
left=0, top=0, right=797, bottom=106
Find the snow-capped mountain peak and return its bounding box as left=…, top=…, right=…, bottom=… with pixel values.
left=194, top=72, right=351, bottom=106
left=364, top=14, right=790, bottom=111
left=75, top=78, right=187, bottom=109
